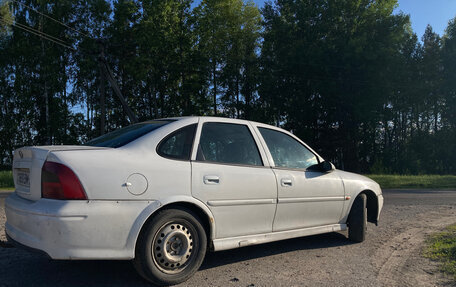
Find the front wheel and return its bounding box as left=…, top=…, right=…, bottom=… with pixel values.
left=133, top=208, right=207, bottom=286
left=348, top=193, right=367, bottom=242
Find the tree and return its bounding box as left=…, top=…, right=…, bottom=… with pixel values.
left=0, top=0, right=455, bottom=174
left=440, top=17, right=456, bottom=173
left=195, top=0, right=262, bottom=116
left=70, top=0, right=111, bottom=139
left=442, top=18, right=456, bottom=130
left=260, top=0, right=411, bottom=172
left=0, top=0, right=13, bottom=34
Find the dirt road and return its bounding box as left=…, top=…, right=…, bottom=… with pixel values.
left=1, top=189, right=455, bottom=286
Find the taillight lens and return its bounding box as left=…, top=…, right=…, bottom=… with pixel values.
left=41, top=161, right=87, bottom=200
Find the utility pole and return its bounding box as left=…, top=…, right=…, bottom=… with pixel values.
left=98, top=44, right=106, bottom=135
left=39, top=9, right=50, bottom=144
left=98, top=40, right=138, bottom=124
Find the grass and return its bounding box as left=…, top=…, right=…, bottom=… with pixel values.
left=0, top=170, right=14, bottom=189
left=425, top=224, right=456, bottom=281
left=366, top=174, right=456, bottom=189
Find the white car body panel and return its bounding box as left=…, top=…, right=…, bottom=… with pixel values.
left=5, top=193, right=159, bottom=259
left=192, top=161, right=277, bottom=238
left=5, top=116, right=383, bottom=260
left=271, top=169, right=345, bottom=231
left=191, top=117, right=278, bottom=238
left=334, top=170, right=383, bottom=222
left=250, top=122, right=347, bottom=231
left=213, top=223, right=347, bottom=251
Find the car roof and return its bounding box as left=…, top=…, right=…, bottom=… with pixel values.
left=158, top=116, right=267, bottom=127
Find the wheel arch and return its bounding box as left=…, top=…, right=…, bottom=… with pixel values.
left=359, top=189, right=378, bottom=225
left=346, top=190, right=378, bottom=225
left=159, top=201, right=214, bottom=244
left=130, top=197, right=216, bottom=258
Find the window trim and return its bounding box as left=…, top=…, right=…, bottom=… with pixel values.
left=156, top=124, right=197, bottom=162
left=194, top=122, right=265, bottom=167
left=190, top=159, right=271, bottom=169
left=257, top=127, right=321, bottom=171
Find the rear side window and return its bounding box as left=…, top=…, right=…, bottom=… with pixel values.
left=259, top=127, right=318, bottom=169
left=157, top=124, right=197, bottom=160
left=85, top=120, right=173, bottom=148
left=197, top=122, right=263, bottom=166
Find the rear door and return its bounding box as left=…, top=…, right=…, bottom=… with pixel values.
left=191, top=119, right=277, bottom=239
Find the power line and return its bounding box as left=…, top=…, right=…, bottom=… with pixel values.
left=13, top=19, right=72, bottom=47
left=0, top=17, right=76, bottom=50
left=11, top=0, right=92, bottom=38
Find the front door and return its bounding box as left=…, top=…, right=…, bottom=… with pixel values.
left=256, top=127, right=345, bottom=232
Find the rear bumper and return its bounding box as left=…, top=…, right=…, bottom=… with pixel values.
left=5, top=193, right=160, bottom=259
left=6, top=232, right=51, bottom=258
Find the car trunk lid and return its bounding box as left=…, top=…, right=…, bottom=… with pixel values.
left=12, top=146, right=105, bottom=201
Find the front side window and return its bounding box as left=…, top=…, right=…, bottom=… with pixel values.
left=157, top=124, right=197, bottom=160
left=85, top=120, right=173, bottom=148
left=259, top=127, right=318, bottom=169
left=197, top=122, right=263, bottom=166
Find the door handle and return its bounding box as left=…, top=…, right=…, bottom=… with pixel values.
left=281, top=178, right=292, bottom=187
left=203, top=175, right=220, bottom=185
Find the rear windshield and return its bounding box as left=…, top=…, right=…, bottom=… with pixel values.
left=85, top=120, right=173, bottom=148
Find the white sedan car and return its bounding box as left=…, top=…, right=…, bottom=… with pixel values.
left=5, top=116, right=383, bottom=286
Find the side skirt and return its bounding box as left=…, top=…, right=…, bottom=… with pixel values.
left=212, top=223, right=347, bottom=251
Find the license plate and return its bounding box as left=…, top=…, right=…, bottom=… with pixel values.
left=17, top=171, right=30, bottom=187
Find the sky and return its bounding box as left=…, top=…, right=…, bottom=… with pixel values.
left=394, top=0, right=456, bottom=38
left=252, top=0, right=456, bottom=38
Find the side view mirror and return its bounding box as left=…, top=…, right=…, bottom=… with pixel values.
left=307, top=161, right=335, bottom=172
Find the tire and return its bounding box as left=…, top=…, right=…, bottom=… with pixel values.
left=348, top=193, right=367, bottom=242
left=133, top=208, right=207, bottom=286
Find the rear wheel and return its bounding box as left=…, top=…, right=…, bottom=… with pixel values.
left=348, top=193, right=367, bottom=242
left=133, top=208, right=207, bottom=286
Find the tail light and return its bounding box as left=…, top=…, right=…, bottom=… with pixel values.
left=41, top=161, right=87, bottom=200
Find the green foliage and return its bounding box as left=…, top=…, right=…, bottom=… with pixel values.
left=194, top=0, right=262, bottom=117
left=0, top=170, right=13, bottom=188
left=366, top=174, right=456, bottom=189
left=425, top=224, right=456, bottom=280
left=259, top=0, right=456, bottom=174
left=369, top=160, right=391, bottom=175
left=0, top=0, right=13, bottom=34
left=0, top=0, right=455, bottom=175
